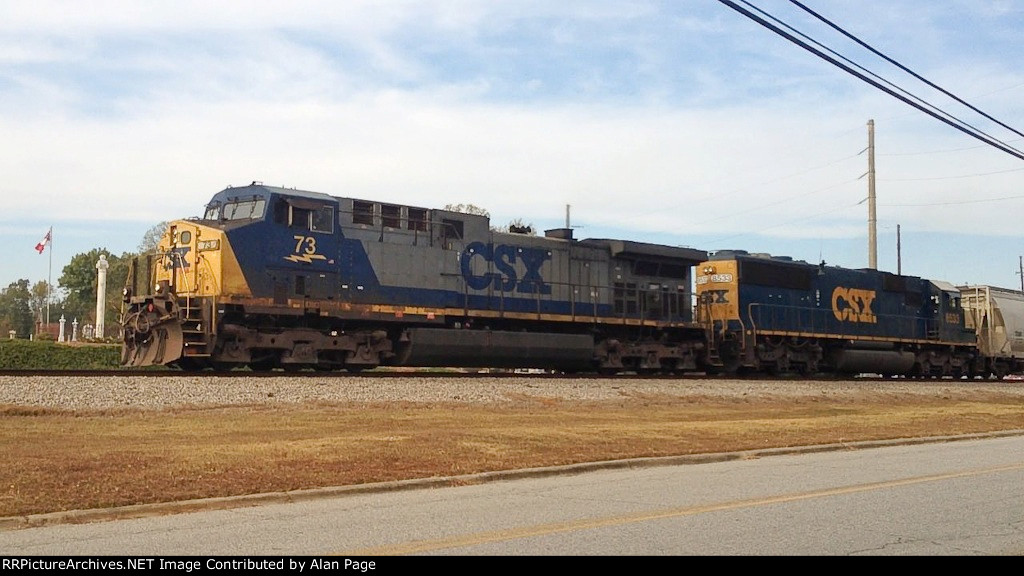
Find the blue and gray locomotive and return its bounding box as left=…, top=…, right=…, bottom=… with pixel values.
left=121, top=182, right=708, bottom=373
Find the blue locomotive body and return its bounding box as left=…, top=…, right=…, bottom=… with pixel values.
left=696, top=251, right=978, bottom=376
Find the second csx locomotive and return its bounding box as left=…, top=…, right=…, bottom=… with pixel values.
left=122, top=182, right=1024, bottom=378
left=697, top=251, right=983, bottom=377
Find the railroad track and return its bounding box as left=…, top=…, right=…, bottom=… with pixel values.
left=0, top=368, right=974, bottom=382
left=0, top=369, right=698, bottom=379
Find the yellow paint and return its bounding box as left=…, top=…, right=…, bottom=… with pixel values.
left=153, top=220, right=251, bottom=298
left=695, top=259, right=740, bottom=321
left=831, top=287, right=877, bottom=324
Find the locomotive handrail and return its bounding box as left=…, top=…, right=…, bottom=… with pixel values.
left=169, top=249, right=194, bottom=294
left=197, top=254, right=220, bottom=337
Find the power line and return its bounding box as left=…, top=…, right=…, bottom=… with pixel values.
left=700, top=178, right=859, bottom=225
left=736, top=0, right=997, bottom=147
left=881, top=137, right=1023, bottom=157
left=788, top=0, right=1024, bottom=140
left=882, top=166, right=1024, bottom=181
left=882, top=193, right=1024, bottom=207
left=703, top=199, right=858, bottom=245
left=717, top=0, right=1024, bottom=161
left=578, top=149, right=863, bottom=230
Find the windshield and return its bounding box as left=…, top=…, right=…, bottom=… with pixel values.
left=205, top=198, right=266, bottom=221
left=203, top=203, right=221, bottom=220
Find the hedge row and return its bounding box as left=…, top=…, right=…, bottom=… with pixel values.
left=0, top=339, right=125, bottom=370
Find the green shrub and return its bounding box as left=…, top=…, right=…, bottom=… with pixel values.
left=0, top=339, right=125, bottom=370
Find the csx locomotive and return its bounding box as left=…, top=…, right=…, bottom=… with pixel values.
left=696, top=251, right=1024, bottom=378
left=121, top=182, right=1024, bottom=378
left=122, top=182, right=709, bottom=373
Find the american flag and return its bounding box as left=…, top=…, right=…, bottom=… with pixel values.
left=35, top=228, right=51, bottom=254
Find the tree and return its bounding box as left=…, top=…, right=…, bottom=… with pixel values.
left=29, top=280, right=50, bottom=325
left=58, top=249, right=133, bottom=338
left=499, top=218, right=537, bottom=235
left=138, top=221, right=169, bottom=254
left=0, top=280, right=34, bottom=337
left=444, top=204, right=490, bottom=218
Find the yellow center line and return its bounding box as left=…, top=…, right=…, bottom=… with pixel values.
left=341, top=462, right=1024, bottom=555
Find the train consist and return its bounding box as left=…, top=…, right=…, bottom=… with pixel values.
left=121, top=182, right=1024, bottom=378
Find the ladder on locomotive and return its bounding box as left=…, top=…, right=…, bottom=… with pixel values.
left=175, top=251, right=218, bottom=362
left=180, top=297, right=213, bottom=360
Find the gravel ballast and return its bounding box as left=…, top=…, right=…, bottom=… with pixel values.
left=3, top=375, right=1024, bottom=410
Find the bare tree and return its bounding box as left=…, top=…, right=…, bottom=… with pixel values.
left=443, top=204, right=490, bottom=218
left=138, top=221, right=170, bottom=254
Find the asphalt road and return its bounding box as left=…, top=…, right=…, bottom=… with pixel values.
left=2, top=432, right=1023, bottom=556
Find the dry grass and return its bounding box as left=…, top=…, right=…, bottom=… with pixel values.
left=2, top=393, right=1024, bottom=518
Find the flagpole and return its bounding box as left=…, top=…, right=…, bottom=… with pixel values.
left=46, top=226, right=52, bottom=326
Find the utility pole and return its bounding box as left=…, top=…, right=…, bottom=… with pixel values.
left=897, top=224, right=901, bottom=275
left=1019, top=256, right=1023, bottom=293
left=867, top=119, right=877, bottom=270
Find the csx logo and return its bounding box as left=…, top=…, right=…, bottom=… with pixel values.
left=460, top=242, right=551, bottom=294
left=832, top=286, right=876, bottom=324
left=163, top=247, right=191, bottom=270
left=702, top=290, right=730, bottom=303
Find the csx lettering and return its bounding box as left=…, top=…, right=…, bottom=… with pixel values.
left=832, top=287, right=877, bottom=323
left=460, top=242, right=551, bottom=294
left=703, top=290, right=729, bottom=303
left=164, top=246, right=191, bottom=270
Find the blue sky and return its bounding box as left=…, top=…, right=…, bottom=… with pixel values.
left=2, top=0, right=1023, bottom=296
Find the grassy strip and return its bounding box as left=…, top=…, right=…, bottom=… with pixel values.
left=2, top=396, right=1023, bottom=518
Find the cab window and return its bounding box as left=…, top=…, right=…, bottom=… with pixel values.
left=312, top=206, right=333, bottom=233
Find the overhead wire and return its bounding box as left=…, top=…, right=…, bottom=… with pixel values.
left=577, top=149, right=863, bottom=231
left=703, top=198, right=860, bottom=246
left=737, top=0, right=987, bottom=142
left=882, top=166, right=1024, bottom=181
left=883, top=193, right=1024, bottom=207
left=593, top=4, right=1020, bottom=248
left=717, top=0, right=1024, bottom=161
left=788, top=0, right=1024, bottom=140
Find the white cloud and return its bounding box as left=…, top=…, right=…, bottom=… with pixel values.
left=2, top=1, right=1024, bottom=290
